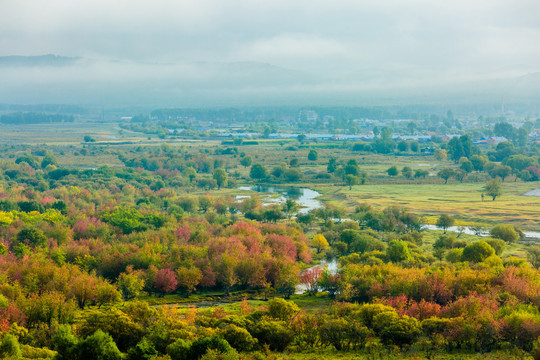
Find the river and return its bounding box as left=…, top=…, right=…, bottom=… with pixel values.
left=237, top=186, right=322, bottom=214
left=236, top=185, right=540, bottom=240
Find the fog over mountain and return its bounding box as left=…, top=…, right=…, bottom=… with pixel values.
left=0, top=0, right=539, bottom=108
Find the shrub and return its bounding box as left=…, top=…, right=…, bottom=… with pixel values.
left=461, top=241, right=495, bottom=263
left=250, top=319, right=294, bottom=352
left=267, top=298, right=299, bottom=321
left=220, top=324, right=257, bottom=352
left=490, top=224, right=519, bottom=243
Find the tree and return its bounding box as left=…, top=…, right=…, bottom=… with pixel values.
left=283, top=168, right=302, bottom=182
left=454, top=169, right=467, bottom=183
left=490, top=224, right=519, bottom=243
left=436, top=214, right=455, bottom=233
left=213, top=168, right=228, bottom=189
left=397, top=140, right=410, bottom=152
left=240, top=156, right=252, bottom=168
left=485, top=238, right=506, bottom=256
left=402, top=167, right=413, bottom=179
left=489, top=165, right=511, bottom=182
left=494, top=122, right=514, bottom=138
left=527, top=245, right=540, bottom=268
left=345, top=174, right=360, bottom=190
left=386, top=240, right=411, bottom=262
left=483, top=179, right=502, bottom=200
left=414, top=169, right=429, bottom=178
left=153, top=268, right=178, bottom=295
left=311, top=234, right=329, bottom=254
left=447, top=136, right=474, bottom=163
left=434, top=149, right=447, bottom=161
left=16, top=227, right=48, bottom=248
left=118, top=270, right=145, bottom=301
left=459, top=157, right=473, bottom=173
left=387, top=166, right=398, bottom=177
left=461, top=241, right=495, bottom=263
left=250, top=164, right=268, bottom=181
left=437, top=168, right=454, bottom=184
left=307, top=150, right=318, bottom=161
left=282, top=199, right=299, bottom=219
left=327, top=158, right=337, bottom=173
left=176, top=267, right=202, bottom=296
left=76, top=330, right=123, bottom=360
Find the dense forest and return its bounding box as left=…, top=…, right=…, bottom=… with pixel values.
left=0, top=110, right=539, bottom=359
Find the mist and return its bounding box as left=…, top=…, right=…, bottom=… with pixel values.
left=0, top=0, right=539, bottom=108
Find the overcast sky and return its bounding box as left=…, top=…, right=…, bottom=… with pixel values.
left=1, top=0, right=539, bottom=106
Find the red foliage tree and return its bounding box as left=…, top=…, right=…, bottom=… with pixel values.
left=153, top=268, right=178, bottom=294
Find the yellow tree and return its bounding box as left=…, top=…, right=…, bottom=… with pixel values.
left=311, top=234, right=329, bottom=254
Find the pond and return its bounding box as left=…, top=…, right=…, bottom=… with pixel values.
left=237, top=186, right=322, bottom=214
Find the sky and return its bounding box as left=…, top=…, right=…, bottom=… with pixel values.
left=1, top=0, right=539, bottom=106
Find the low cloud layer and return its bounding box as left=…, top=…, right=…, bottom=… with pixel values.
left=1, top=0, right=539, bottom=106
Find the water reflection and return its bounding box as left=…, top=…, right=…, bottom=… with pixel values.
left=237, top=186, right=322, bottom=214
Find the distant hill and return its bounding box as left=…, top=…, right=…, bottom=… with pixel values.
left=0, top=54, right=79, bottom=67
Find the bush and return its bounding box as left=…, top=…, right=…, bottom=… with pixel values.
left=167, top=339, right=191, bottom=360
left=76, top=330, right=122, bottom=360
left=486, top=238, right=506, bottom=256
left=250, top=319, right=294, bottom=352
left=189, top=336, right=233, bottom=360
left=267, top=298, right=299, bottom=321
left=0, top=333, right=22, bottom=359
left=127, top=338, right=159, bottom=360
left=461, top=241, right=495, bottom=263
left=220, top=324, right=257, bottom=352
left=490, top=224, right=519, bottom=243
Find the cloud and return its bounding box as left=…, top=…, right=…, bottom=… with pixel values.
left=0, top=0, right=539, bottom=106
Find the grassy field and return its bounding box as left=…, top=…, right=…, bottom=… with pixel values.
left=317, top=181, right=540, bottom=231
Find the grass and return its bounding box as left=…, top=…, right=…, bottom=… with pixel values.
left=316, top=181, right=540, bottom=231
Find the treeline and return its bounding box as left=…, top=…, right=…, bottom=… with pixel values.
left=0, top=112, right=74, bottom=124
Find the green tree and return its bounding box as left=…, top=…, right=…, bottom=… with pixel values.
left=386, top=240, right=411, bottom=262
left=489, top=165, right=511, bottom=182
left=470, top=154, right=488, bottom=172
left=345, top=174, right=360, bottom=190
left=437, top=168, right=454, bottom=184
left=76, top=330, right=123, bottom=360
left=461, top=241, right=495, bottom=263
left=387, top=166, right=398, bottom=177
left=118, top=270, right=145, bottom=301
left=526, top=245, right=540, bottom=268
left=213, top=168, right=228, bottom=190
left=490, top=224, right=519, bottom=243
left=397, top=140, right=409, bottom=152
left=239, top=156, right=252, bottom=168
left=327, top=158, right=337, bottom=173
left=402, top=167, right=413, bottom=179
left=436, top=214, right=455, bottom=233
left=483, top=179, right=502, bottom=200
left=0, top=333, right=22, bottom=359
left=16, top=227, right=48, bottom=248
left=459, top=157, right=474, bottom=173
left=307, top=149, right=318, bottom=161
left=282, top=199, right=299, bottom=219
left=249, top=164, right=268, bottom=181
